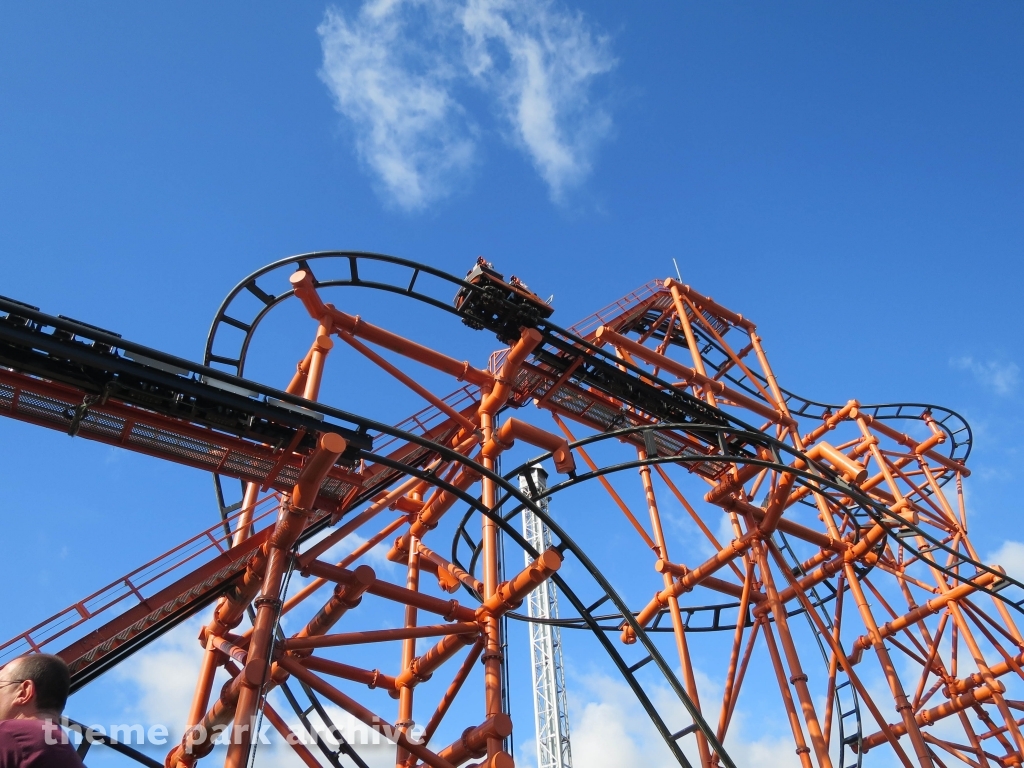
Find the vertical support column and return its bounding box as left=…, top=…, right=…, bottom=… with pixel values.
left=286, top=322, right=334, bottom=397
left=301, top=333, right=333, bottom=402
left=760, top=613, right=815, bottom=768
left=638, top=449, right=712, bottom=768
left=396, top=537, right=421, bottom=766
left=225, top=543, right=293, bottom=768
left=478, top=409, right=508, bottom=765
left=752, top=542, right=833, bottom=768
left=184, top=640, right=222, bottom=743
left=666, top=282, right=717, bottom=408
left=473, top=329, right=542, bottom=767
left=717, top=559, right=755, bottom=743
left=821, top=574, right=846, bottom=749
left=224, top=326, right=339, bottom=768
left=843, top=560, right=934, bottom=767
left=232, top=482, right=262, bottom=548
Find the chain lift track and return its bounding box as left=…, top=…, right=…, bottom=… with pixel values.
left=0, top=251, right=1022, bottom=768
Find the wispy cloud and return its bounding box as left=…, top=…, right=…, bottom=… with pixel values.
left=950, top=356, right=1020, bottom=395
left=318, top=0, right=615, bottom=210
left=318, top=2, right=476, bottom=211
left=461, top=0, right=615, bottom=201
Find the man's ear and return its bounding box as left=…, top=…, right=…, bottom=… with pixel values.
left=12, top=679, right=34, bottom=708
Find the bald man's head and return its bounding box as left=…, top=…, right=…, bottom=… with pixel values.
left=0, top=654, right=71, bottom=720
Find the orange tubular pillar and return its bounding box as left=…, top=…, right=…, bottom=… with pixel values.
left=638, top=447, right=712, bottom=768
left=751, top=542, right=833, bottom=768
left=177, top=326, right=334, bottom=755
left=662, top=280, right=719, bottom=408
left=286, top=321, right=334, bottom=397
left=168, top=664, right=245, bottom=765
left=300, top=333, right=333, bottom=402
left=225, top=431, right=348, bottom=768
left=843, top=559, right=935, bottom=767
left=287, top=346, right=316, bottom=396
left=479, top=329, right=543, bottom=414
left=481, top=418, right=577, bottom=475
left=395, top=536, right=421, bottom=766
left=475, top=328, right=543, bottom=765
left=758, top=613, right=814, bottom=768
left=289, top=269, right=494, bottom=389
left=177, top=551, right=269, bottom=759
left=174, top=546, right=269, bottom=762
left=231, top=481, right=262, bottom=548
left=179, top=640, right=223, bottom=762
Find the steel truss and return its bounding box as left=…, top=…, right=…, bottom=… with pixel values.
left=518, top=466, right=572, bottom=768
left=0, top=251, right=1020, bottom=768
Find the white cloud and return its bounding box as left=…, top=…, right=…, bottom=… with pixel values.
left=567, top=671, right=802, bottom=768
left=318, top=0, right=615, bottom=209
left=114, top=617, right=208, bottom=742
left=461, top=0, right=615, bottom=201
left=318, top=2, right=477, bottom=211
left=950, top=356, right=1020, bottom=395
left=987, top=539, right=1024, bottom=583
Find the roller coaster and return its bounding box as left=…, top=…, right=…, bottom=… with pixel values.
left=1, top=251, right=1022, bottom=768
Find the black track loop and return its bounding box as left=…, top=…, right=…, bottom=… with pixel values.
left=194, top=253, right=1002, bottom=767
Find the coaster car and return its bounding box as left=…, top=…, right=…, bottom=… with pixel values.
left=453, top=257, right=553, bottom=343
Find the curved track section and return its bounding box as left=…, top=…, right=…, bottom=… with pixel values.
left=0, top=252, right=1022, bottom=768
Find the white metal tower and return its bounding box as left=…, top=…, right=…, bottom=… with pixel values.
left=518, top=464, right=573, bottom=768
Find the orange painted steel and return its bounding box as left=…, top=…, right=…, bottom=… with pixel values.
left=261, top=702, right=323, bottom=768
left=289, top=269, right=493, bottom=388
left=1, top=254, right=1023, bottom=768
left=481, top=418, right=576, bottom=475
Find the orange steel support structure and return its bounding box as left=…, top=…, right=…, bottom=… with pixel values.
left=1, top=251, right=1023, bottom=768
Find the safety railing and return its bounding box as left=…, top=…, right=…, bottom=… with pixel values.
left=370, top=384, right=479, bottom=456
left=567, top=279, right=665, bottom=338
left=0, top=493, right=282, bottom=666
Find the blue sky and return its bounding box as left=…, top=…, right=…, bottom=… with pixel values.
left=1, top=2, right=1023, bottom=767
